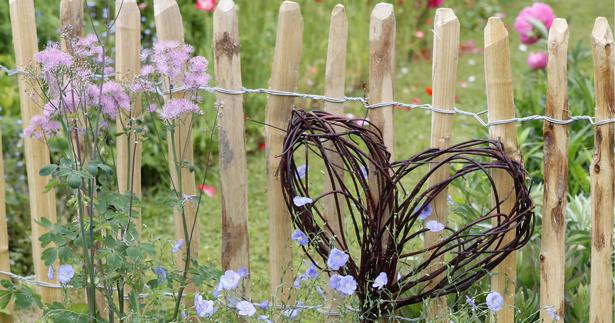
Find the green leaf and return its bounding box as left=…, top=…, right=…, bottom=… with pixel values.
left=39, top=164, right=57, bottom=176
left=41, top=247, right=57, bottom=266
left=126, top=246, right=142, bottom=261
left=58, top=246, right=73, bottom=262
left=0, top=290, right=12, bottom=310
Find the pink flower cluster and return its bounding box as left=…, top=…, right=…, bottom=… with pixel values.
left=24, top=115, right=61, bottom=140
left=35, top=44, right=73, bottom=73
left=87, top=82, right=131, bottom=119
left=514, top=2, right=555, bottom=70
left=159, top=98, right=202, bottom=121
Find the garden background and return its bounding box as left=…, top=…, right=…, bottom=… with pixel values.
left=0, top=0, right=613, bottom=320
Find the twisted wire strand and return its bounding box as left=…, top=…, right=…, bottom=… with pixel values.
left=1, top=64, right=611, bottom=127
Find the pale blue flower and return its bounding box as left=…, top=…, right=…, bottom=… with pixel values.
left=545, top=306, right=560, bottom=321
left=315, top=286, right=325, bottom=297
left=426, top=220, right=445, bottom=232
left=418, top=204, right=432, bottom=220
left=296, top=164, right=307, bottom=179
left=326, top=248, right=349, bottom=270
left=153, top=267, right=167, bottom=281
left=257, top=300, right=269, bottom=310
left=304, top=263, right=318, bottom=279
left=212, top=283, right=222, bottom=298
left=220, top=270, right=242, bottom=290
left=282, top=302, right=303, bottom=320
left=291, top=229, right=309, bottom=246
left=58, top=264, right=74, bottom=284
left=329, top=274, right=342, bottom=290
left=372, top=272, right=387, bottom=290
left=172, top=239, right=184, bottom=253
left=331, top=274, right=357, bottom=296
left=448, top=195, right=455, bottom=205
left=181, top=310, right=187, bottom=319
left=466, top=295, right=477, bottom=311
left=360, top=166, right=368, bottom=179
left=238, top=267, right=249, bottom=278
left=293, top=275, right=305, bottom=289
left=486, top=291, right=504, bottom=312
left=258, top=315, right=272, bottom=323
left=293, top=196, right=313, bottom=207
left=195, top=293, right=216, bottom=317
left=236, top=301, right=256, bottom=317
left=47, top=266, right=54, bottom=280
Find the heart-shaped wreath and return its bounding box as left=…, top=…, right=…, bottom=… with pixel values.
left=279, top=110, right=534, bottom=319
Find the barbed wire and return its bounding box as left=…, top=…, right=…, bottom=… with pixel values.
left=1, top=63, right=612, bottom=127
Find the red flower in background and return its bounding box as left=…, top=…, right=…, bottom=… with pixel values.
left=424, top=86, right=432, bottom=96
left=197, top=184, right=217, bottom=197
left=428, top=0, right=444, bottom=9
left=195, top=0, right=217, bottom=13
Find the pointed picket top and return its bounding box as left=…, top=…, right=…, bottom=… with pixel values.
left=548, top=18, right=568, bottom=50
left=484, top=17, right=508, bottom=48
left=216, top=0, right=235, bottom=13
left=434, top=7, right=457, bottom=29
left=154, top=0, right=177, bottom=16
left=592, top=17, right=613, bottom=46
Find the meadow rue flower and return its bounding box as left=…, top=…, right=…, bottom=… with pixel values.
left=466, top=295, right=477, bottom=311
left=153, top=267, right=167, bottom=281
left=486, top=291, right=504, bottom=312
left=184, top=56, right=210, bottom=89
left=291, top=229, right=309, bottom=246
left=219, top=270, right=241, bottom=290
left=35, top=43, right=73, bottom=73
left=236, top=301, right=256, bottom=317
left=426, top=220, right=445, bottom=233
left=257, top=300, right=269, bottom=310
left=86, top=81, right=131, bottom=119
left=327, top=248, right=349, bottom=270
left=418, top=204, right=432, bottom=220
left=527, top=52, right=548, bottom=70
left=172, top=239, right=184, bottom=253
left=47, top=266, right=54, bottom=280
left=331, top=274, right=357, bottom=296
left=372, top=272, right=387, bottom=290
left=238, top=267, right=249, bottom=278
left=514, top=2, right=555, bottom=44
left=194, top=293, right=216, bottom=317
left=159, top=98, right=201, bottom=121
left=296, top=164, right=307, bottom=179
left=75, top=34, right=104, bottom=62
left=24, top=115, right=61, bottom=140
left=148, top=104, right=158, bottom=113
left=58, top=264, right=75, bottom=284
left=545, top=306, right=560, bottom=321
left=152, top=41, right=193, bottom=80
left=293, top=196, right=313, bottom=207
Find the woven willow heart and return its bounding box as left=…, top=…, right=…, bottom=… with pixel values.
left=279, top=110, right=534, bottom=318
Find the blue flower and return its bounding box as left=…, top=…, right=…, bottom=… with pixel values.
left=466, top=295, right=477, bottom=311
left=326, top=248, right=349, bottom=271
left=153, top=266, right=167, bottom=281
left=291, top=229, right=309, bottom=246
left=304, top=263, right=318, bottom=279
left=330, top=274, right=357, bottom=296
left=418, top=204, right=432, bottom=220
left=258, top=315, right=272, bottom=322
left=545, top=306, right=560, bottom=321
left=236, top=301, right=256, bottom=317
left=47, top=266, right=54, bottom=280
left=372, top=272, right=387, bottom=290
left=426, top=220, right=445, bottom=232
left=172, top=239, right=184, bottom=253
left=219, top=270, right=242, bottom=290
left=448, top=195, right=455, bottom=205
left=296, top=164, right=308, bottom=179
left=195, top=293, right=216, bottom=317
left=58, top=264, right=74, bottom=284
left=360, top=166, right=368, bottom=179
left=293, top=275, right=305, bottom=289
left=282, top=301, right=303, bottom=320
left=293, top=196, right=313, bottom=207
left=238, top=267, right=249, bottom=278
left=257, top=300, right=269, bottom=310
left=486, top=291, right=504, bottom=312
left=329, top=274, right=342, bottom=290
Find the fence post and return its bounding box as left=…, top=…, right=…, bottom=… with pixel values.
left=213, top=0, right=250, bottom=291
left=59, top=0, right=83, bottom=50
left=9, top=0, right=61, bottom=306
left=426, top=8, right=459, bottom=321
left=154, top=0, right=199, bottom=302
left=322, top=4, right=347, bottom=319
left=0, top=130, right=11, bottom=323
left=265, top=0, right=303, bottom=300
left=540, top=18, right=568, bottom=323
left=115, top=0, right=142, bottom=231
left=589, top=17, right=614, bottom=323
left=484, top=17, right=518, bottom=323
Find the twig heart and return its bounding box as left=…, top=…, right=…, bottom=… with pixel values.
left=280, top=110, right=534, bottom=318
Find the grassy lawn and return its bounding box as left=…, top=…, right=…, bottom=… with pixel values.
left=138, top=0, right=613, bottom=303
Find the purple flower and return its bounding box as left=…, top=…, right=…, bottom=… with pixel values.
left=282, top=302, right=303, bottom=320
left=327, top=248, right=349, bottom=271
left=172, top=239, right=184, bottom=253
left=152, top=41, right=193, bottom=80
left=86, top=82, right=131, bottom=119
left=528, top=52, right=548, bottom=70
left=148, top=104, right=158, bottom=113
left=418, top=204, right=432, bottom=220
left=159, top=98, right=201, bottom=121
left=258, top=315, right=272, bottom=322
left=293, top=275, right=305, bottom=289
left=296, top=164, right=307, bottom=179
left=514, top=3, right=555, bottom=44
left=236, top=301, right=256, bottom=317
left=291, top=229, right=308, bottom=246
left=545, top=306, right=560, bottom=321
left=293, top=196, right=313, bottom=207
left=466, top=295, right=477, bottom=311
left=58, top=264, right=75, bottom=284
left=304, top=263, right=318, bottom=279
left=237, top=267, right=249, bottom=278
left=330, top=274, right=356, bottom=296
left=486, top=291, right=504, bottom=312
left=35, top=43, right=73, bottom=73
left=24, top=115, right=61, bottom=140
left=372, top=272, right=387, bottom=290
left=153, top=267, right=167, bottom=280
left=75, top=34, right=104, bottom=62
left=426, top=220, right=445, bottom=233
left=194, top=293, right=216, bottom=317
left=47, top=266, right=54, bottom=280
left=257, top=300, right=269, bottom=310
left=184, top=56, right=210, bottom=89
left=219, top=270, right=241, bottom=290
left=212, top=283, right=222, bottom=298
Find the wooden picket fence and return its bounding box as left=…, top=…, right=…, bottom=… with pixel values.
left=1, top=0, right=613, bottom=322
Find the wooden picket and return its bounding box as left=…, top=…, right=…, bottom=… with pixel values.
left=3, top=1, right=615, bottom=322
left=0, top=127, right=11, bottom=323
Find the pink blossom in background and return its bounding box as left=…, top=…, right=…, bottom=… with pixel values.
left=514, top=2, right=555, bottom=45
left=195, top=0, right=217, bottom=12
left=414, top=31, right=425, bottom=39
left=527, top=52, right=548, bottom=70
left=428, top=0, right=444, bottom=9
left=197, top=184, right=217, bottom=198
